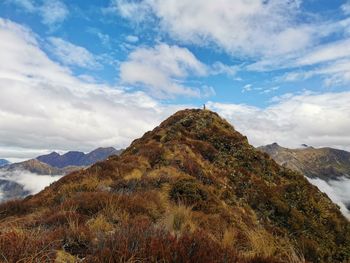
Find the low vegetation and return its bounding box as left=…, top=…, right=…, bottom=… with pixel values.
left=0, top=109, right=349, bottom=262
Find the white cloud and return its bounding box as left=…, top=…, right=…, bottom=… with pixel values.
left=295, top=38, right=350, bottom=67
left=211, top=62, right=238, bottom=76
left=279, top=58, right=350, bottom=87
left=0, top=147, right=51, bottom=163
left=308, top=177, right=350, bottom=219
left=342, top=1, right=350, bottom=15
left=261, top=86, right=279, bottom=94
left=87, top=28, right=112, bottom=48
left=250, top=36, right=350, bottom=86
left=125, top=35, right=139, bottom=43
left=0, top=170, right=62, bottom=196
left=318, top=59, right=350, bottom=86
left=247, top=22, right=350, bottom=71
left=112, top=0, right=317, bottom=57
left=7, top=0, right=69, bottom=27
left=0, top=19, right=181, bottom=159
left=48, top=37, right=101, bottom=69
left=119, top=43, right=208, bottom=98
left=110, top=0, right=350, bottom=87
left=40, top=0, right=69, bottom=27
left=242, top=84, right=252, bottom=93
left=207, top=91, right=350, bottom=151
left=105, top=0, right=150, bottom=22
left=8, top=0, right=35, bottom=12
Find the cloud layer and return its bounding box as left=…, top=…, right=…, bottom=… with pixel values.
left=0, top=169, right=62, bottom=196
left=208, top=91, right=350, bottom=150
left=0, top=18, right=179, bottom=157
left=7, top=0, right=68, bottom=28
left=48, top=37, right=101, bottom=69
left=120, top=44, right=207, bottom=98
left=308, top=177, right=350, bottom=219
left=113, top=0, right=311, bottom=57
left=1, top=17, right=350, bottom=161
left=112, top=0, right=350, bottom=87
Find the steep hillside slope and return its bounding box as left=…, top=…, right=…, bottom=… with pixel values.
left=0, top=109, right=349, bottom=263
left=258, top=143, right=350, bottom=180
left=37, top=147, right=121, bottom=168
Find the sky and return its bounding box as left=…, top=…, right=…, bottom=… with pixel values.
left=1, top=0, right=350, bottom=161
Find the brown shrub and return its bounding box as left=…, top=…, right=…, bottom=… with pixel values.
left=180, top=158, right=214, bottom=185
left=117, top=191, right=165, bottom=221
left=169, top=179, right=208, bottom=207
left=139, top=142, right=164, bottom=167
left=84, top=218, right=241, bottom=263
left=0, top=199, right=30, bottom=219
left=118, top=155, right=142, bottom=176
left=0, top=228, right=60, bottom=262
left=110, top=176, right=170, bottom=194
left=62, top=224, right=92, bottom=258
left=190, top=140, right=218, bottom=162
left=161, top=205, right=196, bottom=235
left=60, top=192, right=111, bottom=216
left=33, top=210, right=86, bottom=228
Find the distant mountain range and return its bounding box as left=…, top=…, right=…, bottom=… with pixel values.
left=258, top=143, right=350, bottom=181
left=37, top=147, right=122, bottom=168
left=0, top=147, right=122, bottom=202
left=0, top=159, right=10, bottom=167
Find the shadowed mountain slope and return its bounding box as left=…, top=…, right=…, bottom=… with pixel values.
left=0, top=109, right=349, bottom=262
left=0, top=159, right=10, bottom=167
left=258, top=143, right=350, bottom=180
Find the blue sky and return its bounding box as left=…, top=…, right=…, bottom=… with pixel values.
left=1, top=0, right=350, bottom=160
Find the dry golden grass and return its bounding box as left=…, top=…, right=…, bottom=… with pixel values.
left=55, top=250, right=76, bottom=263
left=86, top=214, right=113, bottom=234
left=124, top=168, right=143, bottom=180
left=100, top=196, right=130, bottom=224
left=161, top=204, right=196, bottom=235
left=222, top=227, right=235, bottom=248
left=241, top=229, right=304, bottom=263
left=59, top=176, right=99, bottom=195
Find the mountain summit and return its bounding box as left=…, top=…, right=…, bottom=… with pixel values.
left=0, top=109, right=349, bottom=262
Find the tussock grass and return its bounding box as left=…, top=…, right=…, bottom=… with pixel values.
left=0, top=109, right=348, bottom=262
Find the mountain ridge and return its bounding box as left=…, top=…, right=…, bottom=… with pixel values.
left=0, top=109, right=349, bottom=262
left=258, top=143, right=350, bottom=180
left=37, top=147, right=121, bottom=168
left=0, top=148, right=122, bottom=203
left=4, top=159, right=67, bottom=175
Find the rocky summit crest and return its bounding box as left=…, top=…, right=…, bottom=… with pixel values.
left=1, top=109, right=350, bottom=263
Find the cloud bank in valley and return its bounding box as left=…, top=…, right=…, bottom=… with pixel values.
left=0, top=170, right=62, bottom=200
left=308, top=177, right=350, bottom=219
